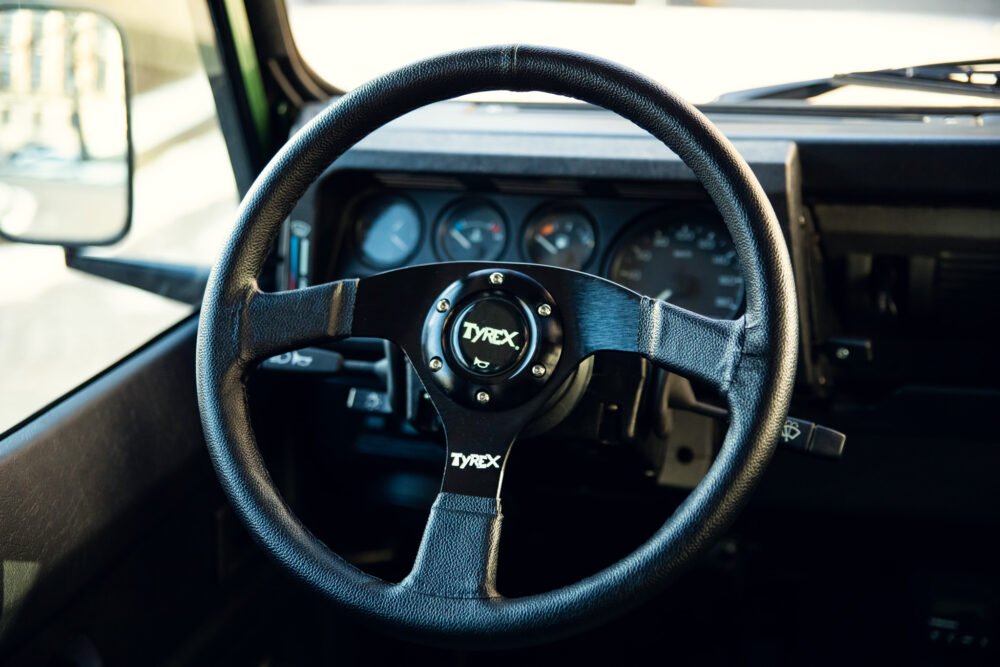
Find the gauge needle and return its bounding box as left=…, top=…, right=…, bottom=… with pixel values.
left=657, top=288, right=674, bottom=302
left=390, top=234, right=408, bottom=251
left=449, top=228, right=472, bottom=250
left=536, top=235, right=559, bottom=255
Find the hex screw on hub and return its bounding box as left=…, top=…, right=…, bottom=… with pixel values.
left=476, top=390, right=491, bottom=405
left=429, top=357, right=443, bottom=372
left=489, top=272, right=504, bottom=285
left=537, top=303, right=552, bottom=317
left=436, top=299, right=450, bottom=313
left=531, top=364, right=547, bottom=378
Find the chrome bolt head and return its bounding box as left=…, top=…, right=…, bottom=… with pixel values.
left=475, top=390, right=491, bottom=405
left=429, top=357, right=443, bottom=372
left=531, top=364, right=547, bottom=378
left=488, top=272, right=504, bottom=285
left=537, top=303, right=552, bottom=317
left=436, top=299, right=450, bottom=313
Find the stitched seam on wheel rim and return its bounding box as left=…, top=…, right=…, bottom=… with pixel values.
left=722, top=316, right=750, bottom=397
left=235, top=284, right=254, bottom=369
left=327, top=279, right=359, bottom=339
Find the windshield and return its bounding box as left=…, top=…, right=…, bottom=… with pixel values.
left=286, top=0, right=1000, bottom=108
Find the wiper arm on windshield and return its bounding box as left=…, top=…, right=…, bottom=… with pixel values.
left=715, top=58, right=1000, bottom=104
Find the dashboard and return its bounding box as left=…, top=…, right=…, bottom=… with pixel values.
left=265, top=99, right=1000, bottom=506
left=276, top=100, right=1000, bottom=396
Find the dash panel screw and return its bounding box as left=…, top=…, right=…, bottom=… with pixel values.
left=531, top=364, right=547, bottom=378
left=436, top=299, right=450, bottom=313
left=476, top=390, right=491, bottom=405
left=489, top=272, right=504, bottom=285
left=537, top=303, right=552, bottom=317
left=429, top=357, right=443, bottom=372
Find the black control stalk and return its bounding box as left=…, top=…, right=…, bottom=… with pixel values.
left=662, top=374, right=846, bottom=459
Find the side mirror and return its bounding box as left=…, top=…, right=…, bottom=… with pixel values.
left=0, top=7, right=131, bottom=246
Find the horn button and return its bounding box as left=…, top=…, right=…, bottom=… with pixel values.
left=452, top=298, right=527, bottom=375
left=422, top=269, right=563, bottom=410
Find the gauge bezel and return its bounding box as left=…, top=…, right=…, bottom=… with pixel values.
left=351, top=192, right=424, bottom=270
left=604, top=205, right=746, bottom=319
left=520, top=203, right=599, bottom=271
left=433, top=197, right=509, bottom=262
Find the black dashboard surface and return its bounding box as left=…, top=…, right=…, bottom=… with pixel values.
left=294, top=99, right=1000, bottom=198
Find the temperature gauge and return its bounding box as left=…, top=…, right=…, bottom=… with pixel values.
left=436, top=200, right=507, bottom=261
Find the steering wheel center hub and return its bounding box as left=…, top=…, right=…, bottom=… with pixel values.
left=422, top=268, right=563, bottom=410
left=452, top=297, right=528, bottom=375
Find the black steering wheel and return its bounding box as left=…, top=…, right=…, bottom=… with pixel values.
left=196, top=45, right=797, bottom=649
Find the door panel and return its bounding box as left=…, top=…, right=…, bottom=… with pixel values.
left=0, top=319, right=210, bottom=648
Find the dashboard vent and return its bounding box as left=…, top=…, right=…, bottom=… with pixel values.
left=374, top=172, right=466, bottom=191
left=613, top=182, right=704, bottom=200
left=490, top=177, right=584, bottom=196
left=935, top=251, right=1000, bottom=312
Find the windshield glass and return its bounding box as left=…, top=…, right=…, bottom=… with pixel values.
left=286, top=0, right=1000, bottom=108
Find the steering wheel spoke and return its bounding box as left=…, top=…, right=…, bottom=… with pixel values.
left=401, top=492, right=503, bottom=599
left=637, top=297, right=746, bottom=396
left=565, top=277, right=746, bottom=396
left=240, top=280, right=357, bottom=363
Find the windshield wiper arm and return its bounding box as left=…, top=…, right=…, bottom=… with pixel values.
left=714, top=58, right=1000, bottom=103
left=841, top=59, right=1000, bottom=98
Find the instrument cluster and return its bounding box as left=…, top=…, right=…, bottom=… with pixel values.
left=345, top=191, right=744, bottom=320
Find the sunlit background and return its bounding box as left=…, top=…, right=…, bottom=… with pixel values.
left=289, top=0, right=1000, bottom=106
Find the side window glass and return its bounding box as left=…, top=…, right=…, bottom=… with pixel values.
left=0, top=4, right=239, bottom=434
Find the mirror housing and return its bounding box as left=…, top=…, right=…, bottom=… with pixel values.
left=0, top=7, right=131, bottom=247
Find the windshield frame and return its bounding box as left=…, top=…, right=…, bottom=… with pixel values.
left=254, top=0, right=1000, bottom=122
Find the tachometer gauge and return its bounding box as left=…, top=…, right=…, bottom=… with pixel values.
left=354, top=195, right=422, bottom=269
left=608, top=211, right=744, bottom=319
left=523, top=206, right=596, bottom=270
left=436, top=200, right=507, bottom=261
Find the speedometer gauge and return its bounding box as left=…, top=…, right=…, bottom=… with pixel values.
left=608, top=211, right=744, bottom=319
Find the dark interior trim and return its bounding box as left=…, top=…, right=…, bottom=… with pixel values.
left=0, top=319, right=210, bottom=649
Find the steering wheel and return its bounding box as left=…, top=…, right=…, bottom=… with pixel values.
left=196, top=45, right=797, bottom=648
